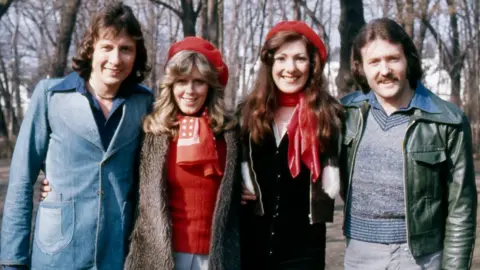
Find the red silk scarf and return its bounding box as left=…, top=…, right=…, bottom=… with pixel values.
left=277, top=91, right=321, bottom=182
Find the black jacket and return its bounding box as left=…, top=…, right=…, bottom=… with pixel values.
left=240, top=131, right=339, bottom=268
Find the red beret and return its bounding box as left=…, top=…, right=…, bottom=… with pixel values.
left=167, top=36, right=229, bottom=87
left=266, top=21, right=327, bottom=64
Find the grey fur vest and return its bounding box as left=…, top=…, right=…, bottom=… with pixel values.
left=124, top=130, right=241, bottom=270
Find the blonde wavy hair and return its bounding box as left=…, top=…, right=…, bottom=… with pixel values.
left=143, top=50, right=233, bottom=137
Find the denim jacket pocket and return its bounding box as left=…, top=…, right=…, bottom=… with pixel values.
left=35, top=201, right=74, bottom=254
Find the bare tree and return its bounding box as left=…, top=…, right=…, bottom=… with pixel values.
left=395, top=0, right=414, bottom=37
left=293, top=0, right=301, bottom=20
left=336, top=0, right=365, bottom=96
left=50, top=0, right=82, bottom=77
left=415, top=0, right=431, bottom=58
left=218, top=0, right=223, bottom=52
left=150, top=0, right=202, bottom=37
left=381, top=0, right=390, bottom=17
left=11, top=4, right=22, bottom=130
left=0, top=53, right=19, bottom=139
left=199, top=0, right=221, bottom=48
left=293, top=0, right=329, bottom=45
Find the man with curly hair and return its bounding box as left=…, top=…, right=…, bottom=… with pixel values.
left=0, top=2, right=153, bottom=269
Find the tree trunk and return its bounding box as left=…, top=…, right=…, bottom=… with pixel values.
left=336, top=0, right=365, bottom=96
left=404, top=0, right=414, bottom=38
left=0, top=104, right=8, bottom=139
left=145, top=3, right=161, bottom=92
left=415, top=0, right=430, bottom=58
left=150, top=0, right=200, bottom=37
left=199, top=0, right=207, bottom=38
left=180, top=0, right=198, bottom=36
left=0, top=82, right=9, bottom=139
left=395, top=0, right=404, bottom=26
left=0, top=101, right=12, bottom=157
left=207, top=0, right=219, bottom=47
left=293, top=1, right=301, bottom=20
left=12, top=10, right=22, bottom=133
left=446, top=0, right=461, bottom=107
left=217, top=0, right=223, bottom=53
left=199, top=0, right=221, bottom=49
left=50, top=0, right=81, bottom=77
left=382, top=0, right=390, bottom=17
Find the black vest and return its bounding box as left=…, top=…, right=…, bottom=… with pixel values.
left=240, top=132, right=327, bottom=268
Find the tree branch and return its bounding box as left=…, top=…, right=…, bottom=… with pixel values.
left=149, top=0, right=182, bottom=18
left=421, top=18, right=452, bottom=67
left=194, top=0, right=202, bottom=17
left=459, top=27, right=480, bottom=65
left=293, top=0, right=330, bottom=45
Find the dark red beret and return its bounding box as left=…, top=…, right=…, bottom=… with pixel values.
left=266, top=21, right=327, bottom=64
left=167, top=36, right=229, bottom=87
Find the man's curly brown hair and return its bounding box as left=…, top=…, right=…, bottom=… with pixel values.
left=72, top=1, right=150, bottom=84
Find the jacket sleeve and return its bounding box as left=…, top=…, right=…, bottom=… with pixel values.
left=442, top=114, right=477, bottom=269
left=0, top=80, right=50, bottom=266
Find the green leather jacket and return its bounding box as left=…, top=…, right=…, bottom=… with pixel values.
left=340, top=89, right=477, bottom=269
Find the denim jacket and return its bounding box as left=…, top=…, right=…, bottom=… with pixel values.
left=0, top=74, right=153, bottom=269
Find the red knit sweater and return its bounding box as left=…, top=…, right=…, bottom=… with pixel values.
left=167, top=138, right=226, bottom=254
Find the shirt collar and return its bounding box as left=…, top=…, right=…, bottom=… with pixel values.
left=352, top=81, right=440, bottom=114
left=48, top=72, right=85, bottom=92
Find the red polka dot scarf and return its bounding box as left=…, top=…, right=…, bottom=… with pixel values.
left=175, top=109, right=223, bottom=177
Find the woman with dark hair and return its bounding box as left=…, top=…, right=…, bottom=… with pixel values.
left=239, top=21, right=344, bottom=269
left=124, top=37, right=241, bottom=270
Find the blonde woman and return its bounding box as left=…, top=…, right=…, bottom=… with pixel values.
left=123, top=37, right=241, bottom=270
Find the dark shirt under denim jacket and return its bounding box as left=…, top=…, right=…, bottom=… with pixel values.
left=1, top=72, right=153, bottom=270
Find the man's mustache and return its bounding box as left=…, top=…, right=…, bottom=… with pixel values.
left=378, top=72, right=398, bottom=83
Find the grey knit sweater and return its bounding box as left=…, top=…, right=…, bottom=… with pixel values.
left=344, top=111, right=408, bottom=243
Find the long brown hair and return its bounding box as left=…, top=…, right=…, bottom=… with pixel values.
left=240, top=31, right=344, bottom=153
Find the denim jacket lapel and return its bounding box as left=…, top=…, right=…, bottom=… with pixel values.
left=103, top=94, right=143, bottom=161
left=55, top=92, right=104, bottom=151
